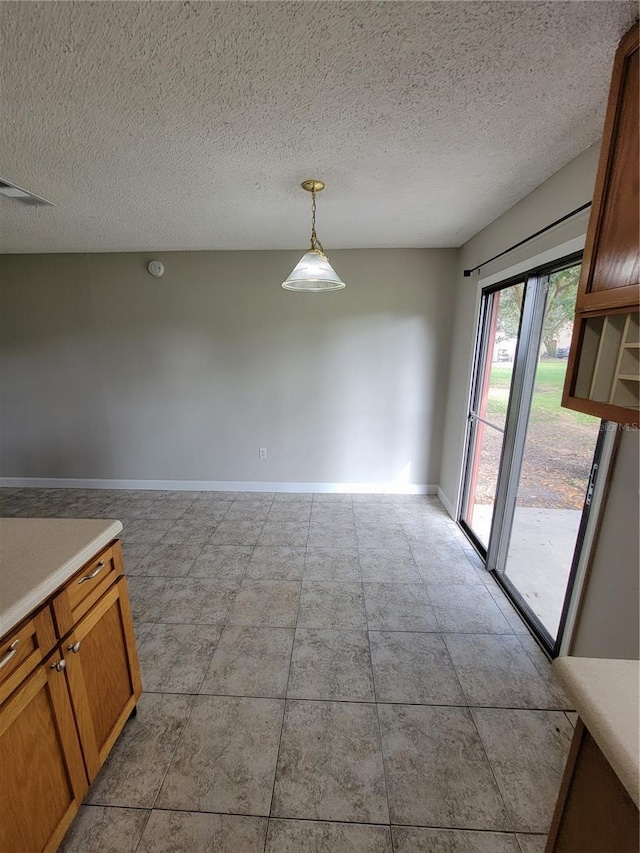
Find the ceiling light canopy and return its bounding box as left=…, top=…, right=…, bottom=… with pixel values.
left=282, top=180, right=345, bottom=292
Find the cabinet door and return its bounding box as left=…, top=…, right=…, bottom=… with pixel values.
left=579, top=24, right=639, bottom=309
left=0, top=659, right=87, bottom=853
left=63, top=576, right=142, bottom=781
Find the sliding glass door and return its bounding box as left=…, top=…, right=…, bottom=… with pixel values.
left=460, top=257, right=604, bottom=653
left=461, top=281, right=525, bottom=549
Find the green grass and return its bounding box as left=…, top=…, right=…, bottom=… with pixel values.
left=486, top=359, right=595, bottom=425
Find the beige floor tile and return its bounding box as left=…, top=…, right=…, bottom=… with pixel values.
left=267, top=504, right=312, bottom=522
left=517, top=634, right=574, bottom=710
left=426, top=582, right=513, bottom=633
left=310, top=504, right=356, bottom=524
left=444, top=634, right=557, bottom=708
left=298, top=581, right=367, bottom=628
left=137, top=811, right=268, bottom=853
left=209, top=520, right=264, bottom=546
left=134, top=620, right=155, bottom=647
left=197, top=491, right=237, bottom=501
left=391, top=826, right=520, bottom=852
left=272, top=700, right=389, bottom=823
left=257, top=521, right=309, bottom=547
left=227, top=580, right=301, bottom=627
left=181, top=503, right=231, bottom=523
left=304, top=547, right=361, bottom=581
left=138, top=500, right=194, bottom=520
left=224, top=504, right=271, bottom=522
left=471, top=708, right=573, bottom=832
left=201, top=626, right=294, bottom=697
left=358, top=549, right=420, bottom=583
left=246, top=546, right=306, bottom=580
left=516, top=835, right=548, bottom=853
left=356, top=523, right=408, bottom=550
left=157, top=577, right=238, bottom=623
left=308, top=523, right=358, bottom=548
left=288, top=628, right=375, bottom=701
left=370, top=631, right=465, bottom=705
left=412, top=546, right=483, bottom=585
left=363, top=583, right=438, bottom=630
left=127, top=576, right=183, bottom=622
left=159, top=518, right=219, bottom=545
left=266, top=819, right=392, bottom=852
left=130, top=542, right=204, bottom=577
left=139, top=623, right=223, bottom=693
left=189, top=544, right=253, bottom=580
left=353, top=505, right=399, bottom=525
left=59, top=806, right=149, bottom=853
left=272, top=493, right=313, bottom=504
left=312, top=493, right=353, bottom=503
left=157, top=696, right=285, bottom=815
left=120, top=519, right=174, bottom=546
left=86, top=693, right=194, bottom=808
left=378, top=703, right=510, bottom=829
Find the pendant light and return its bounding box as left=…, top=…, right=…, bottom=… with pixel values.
left=282, top=180, right=346, bottom=292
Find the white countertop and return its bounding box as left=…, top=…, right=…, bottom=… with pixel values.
left=554, top=656, right=639, bottom=808
left=0, top=517, right=123, bottom=636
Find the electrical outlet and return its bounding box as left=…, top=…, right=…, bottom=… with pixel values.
left=259, top=447, right=267, bottom=460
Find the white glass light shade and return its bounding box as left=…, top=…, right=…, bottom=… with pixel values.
left=282, top=249, right=346, bottom=292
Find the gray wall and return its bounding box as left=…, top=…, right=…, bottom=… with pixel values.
left=0, top=248, right=456, bottom=488
left=571, top=428, right=640, bottom=659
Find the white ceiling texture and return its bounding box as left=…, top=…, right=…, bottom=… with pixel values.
left=0, top=1, right=637, bottom=253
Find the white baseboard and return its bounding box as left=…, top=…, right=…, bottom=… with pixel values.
left=0, top=477, right=438, bottom=496
left=437, top=486, right=457, bottom=519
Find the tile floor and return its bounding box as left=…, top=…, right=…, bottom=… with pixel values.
left=0, top=488, right=576, bottom=853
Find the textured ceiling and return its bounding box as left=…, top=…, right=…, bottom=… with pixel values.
left=0, top=1, right=637, bottom=253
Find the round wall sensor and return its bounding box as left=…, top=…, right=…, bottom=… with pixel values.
left=147, top=260, right=164, bottom=277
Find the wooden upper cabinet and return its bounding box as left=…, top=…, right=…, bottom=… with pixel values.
left=579, top=24, right=639, bottom=309
left=563, top=23, right=640, bottom=426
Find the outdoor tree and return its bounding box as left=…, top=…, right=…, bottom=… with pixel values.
left=494, top=267, right=579, bottom=356
left=495, top=283, right=524, bottom=343
left=541, top=266, right=580, bottom=356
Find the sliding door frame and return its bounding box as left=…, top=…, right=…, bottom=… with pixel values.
left=458, top=250, right=606, bottom=655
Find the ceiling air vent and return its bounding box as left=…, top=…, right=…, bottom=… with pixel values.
left=0, top=178, right=54, bottom=206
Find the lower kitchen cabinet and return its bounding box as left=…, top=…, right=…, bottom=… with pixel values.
left=0, top=538, right=142, bottom=853
left=63, top=576, right=142, bottom=781
left=0, top=659, right=88, bottom=853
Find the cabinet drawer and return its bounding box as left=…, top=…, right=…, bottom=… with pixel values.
left=0, top=607, right=57, bottom=706
left=52, top=542, right=123, bottom=638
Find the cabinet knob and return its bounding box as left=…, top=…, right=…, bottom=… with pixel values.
left=51, top=659, right=66, bottom=672
left=68, top=641, right=82, bottom=654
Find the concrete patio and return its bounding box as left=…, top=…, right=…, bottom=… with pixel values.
left=470, top=505, right=582, bottom=638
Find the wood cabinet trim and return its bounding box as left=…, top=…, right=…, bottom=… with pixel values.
left=579, top=23, right=639, bottom=301
left=52, top=542, right=122, bottom=638
left=577, top=283, right=640, bottom=313
left=546, top=719, right=585, bottom=851
left=0, top=606, right=57, bottom=706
